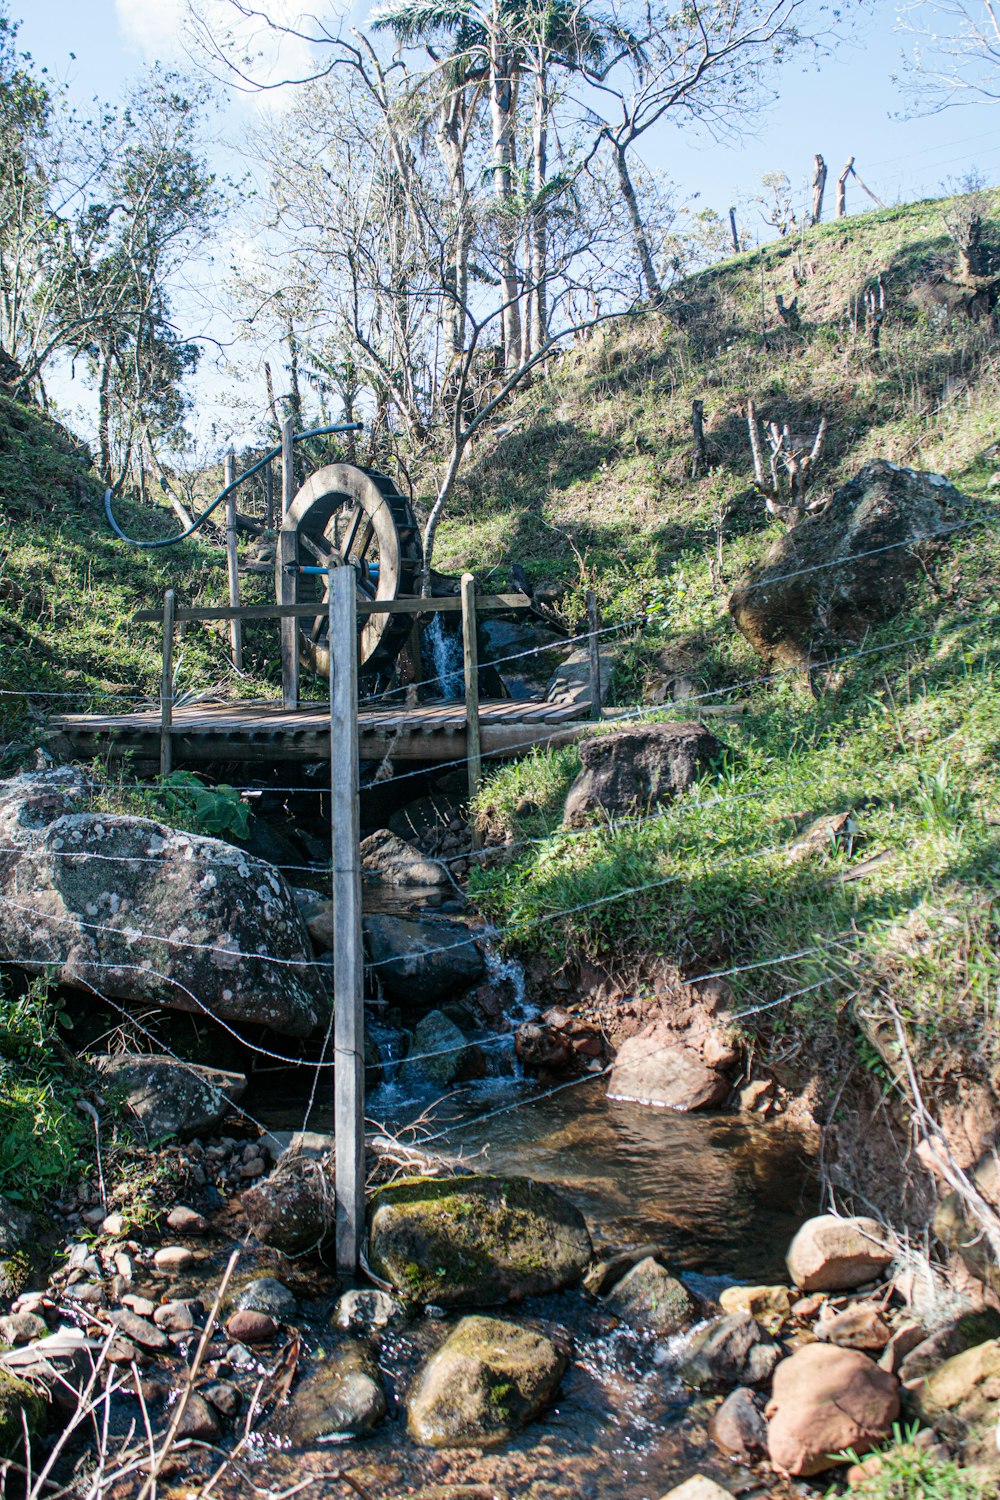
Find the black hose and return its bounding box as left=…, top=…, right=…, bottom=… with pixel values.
left=103, top=422, right=364, bottom=549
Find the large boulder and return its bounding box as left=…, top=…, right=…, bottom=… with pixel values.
left=288, top=1341, right=386, bottom=1442
left=407, top=1315, right=567, bottom=1448
left=363, top=914, right=484, bottom=1006
left=242, top=1149, right=334, bottom=1256
left=91, top=1053, right=246, bottom=1142
left=765, top=1342, right=900, bottom=1477
left=911, top=1338, right=1000, bottom=1472
left=562, top=722, right=726, bottom=827
left=729, top=461, right=966, bottom=670
left=0, top=770, right=327, bottom=1037
left=367, top=1174, right=592, bottom=1306
left=786, top=1215, right=893, bottom=1292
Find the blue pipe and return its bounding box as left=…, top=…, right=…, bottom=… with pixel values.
left=103, top=422, right=364, bottom=550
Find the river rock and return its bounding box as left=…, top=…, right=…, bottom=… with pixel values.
left=334, top=1289, right=407, bottom=1332
left=934, top=1151, right=1000, bottom=1287
left=361, top=829, right=449, bottom=888
left=91, top=1053, right=247, bottom=1142
left=242, top=1150, right=334, bottom=1256
left=407, top=1315, right=567, bottom=1448
left=364, top=914, right=484, bottom=1005
left=166, top=1205, right=208, bottom=1235
left=399, top=1009, right=473, bottom=1092
left=0, top=1367, right=46, bottom=1461
left=718, top=1285, right=790, bottom=1332
left=0, top=1312, right=46, bottom=1345
left=678, top=1314, right=779, bottom=1390
left=898, top=1308, right=1000, bottom=1388
left=729, top=461, right=966, bottom=670
left=202, top=1381, right=242, bottom=1422
left=816, top=1300, right=891, bottom=1351
left=177, top=1393, right=221, bottom=1441
left=227, top=1310, right=277, bottom=1344
left=0, top=769, right=327, bottom=1036
left=367, top=1174, right=592, bottom=1306
left=562, top=722, right=726, bottom=828
left=911, top=1338, right=1000, bottom=1471
left=109, top=1309, right=171, bottom=1353
left=765, top=1342, right=900, bottom=1477
left=602, top=1256, right=696, bottom=1336
left=786, top=1214, right=893, bottom=1291
left=289, top=1340, right=386, bottom=1441
left=608, top=1026, right=731, bottom=1111
left=237, top=1277, right=296, bottom=1321
left=708, top=1387, right=768, bottom=1460
left=658, top=1481, right=735, bottom=1500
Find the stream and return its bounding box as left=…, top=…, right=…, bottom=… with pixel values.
left=245, top=1048, right=817, bottom=1500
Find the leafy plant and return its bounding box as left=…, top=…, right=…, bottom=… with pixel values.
left=834, top=1425, right=988, bottom=1499
left=154, top=770, right=251, bottom=841
left=0, top=975, right=90, bottom=1200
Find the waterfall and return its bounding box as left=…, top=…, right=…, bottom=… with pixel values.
left=484, top=944, right=536, bottom=1023
left=426, top=614, right=464, bottom=699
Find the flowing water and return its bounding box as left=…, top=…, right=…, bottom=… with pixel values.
left=246, top=1047, right=817, bottom=1500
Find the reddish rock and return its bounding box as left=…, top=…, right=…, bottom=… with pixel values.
left=786, top=1216, right=893, bottom=1293
left=177, top=1393, right=222, bottom=1441
left=708, top=1387, right=768, bottom=1460
left=816, top=1301, right=892, bottom=1351
left=166, top=1206, right=208, bottom=1235
left=766, top=1343, right=900, bottom=1477
left=226, top=1309, right=278, bottom=1344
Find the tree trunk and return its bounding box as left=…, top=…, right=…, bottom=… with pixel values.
left=98, top=351, right=113, bottom=487
left=811, top=154, right=827, bottom=225
left=489, top=11, right=521, bottom=371
left=728, top=207, right=740, bottom=253
left=528, top=42, right=549, bottom=357
left=613, top=142, right=663, bottom=303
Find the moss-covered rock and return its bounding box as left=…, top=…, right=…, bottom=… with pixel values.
left=407, top=1314, right=567, bottom=1448
left=0, top=1368, right=46, bottom=1462
left=367, top=1174, right=592, bottom=1306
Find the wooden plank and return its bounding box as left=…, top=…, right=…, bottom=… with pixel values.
left=330, top=565, right=364, bottom=1275
left=160, top=589, right=176, bottom=777
left=225, top=451, right=243, bottom=671
left=131, top=593, right=537, bottom=625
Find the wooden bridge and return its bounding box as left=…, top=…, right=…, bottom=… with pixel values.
left=51, top=582, right=606, bottom=775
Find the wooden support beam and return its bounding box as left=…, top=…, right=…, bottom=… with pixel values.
left=278, top=529, right=300, bottom=710
left=224, top=451, right=243, bottom=672
left=281, top=417, right=294, bottom=516
left=461, top=572, right=482, bottom=848
left=265, top=460, right=275, bottom=532
left=329, top=563, right=364, bottom=1276
left=160, top=588, right=175, bottom=777
left=132, top=594, right=536, bottom=625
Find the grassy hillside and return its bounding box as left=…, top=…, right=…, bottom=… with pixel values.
left=440, top=190, right=1000, bottom=1152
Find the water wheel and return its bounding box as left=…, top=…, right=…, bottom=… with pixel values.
left=277, top=463, right=422, bottom=677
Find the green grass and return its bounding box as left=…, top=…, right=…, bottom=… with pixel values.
left=0, top=976, right=91, bottom=1200
left=833, top=1428, right=989, bottom=1498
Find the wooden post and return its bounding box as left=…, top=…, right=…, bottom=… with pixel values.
left=690, top=398, right=707, bottom=478
left=461, top=574, right=482, bottom=839
left=728, top=206, right=740, bottom=253
left=330, top=563, right=364, bottom=1276
left=586, top=589, right=602, bottom=720
left=810, top=153, right=827, bottom=225
left=265, top=460, right=275, bottom=532
left=224, top=450, right=243, bottom=671
left=278, top=528, right=300, bottom=710
left=160, top=588, right=176, bottom=777
left=836, top=156, right=854, bottom=218
left=281, top=416, right=295, bottom=516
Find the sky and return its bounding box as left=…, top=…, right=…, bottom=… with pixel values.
left=15, top=0, right=1000, bottom=450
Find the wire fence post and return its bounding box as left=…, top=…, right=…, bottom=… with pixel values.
left=281, top=417, right=295, bottom=516
left=461, top=572, right=482, bottom=849
left=224, top=450, right=243, bottom=672
left=330, top=562, right=364, bottom=1275
left=586, top=589, right=602, bottom=721
left=160, top=588, right=175, bottom=777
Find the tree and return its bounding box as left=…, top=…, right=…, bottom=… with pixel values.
left=896, top=0, right=1000, bottom=109
left=574, top=0, right=835, bottom=302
